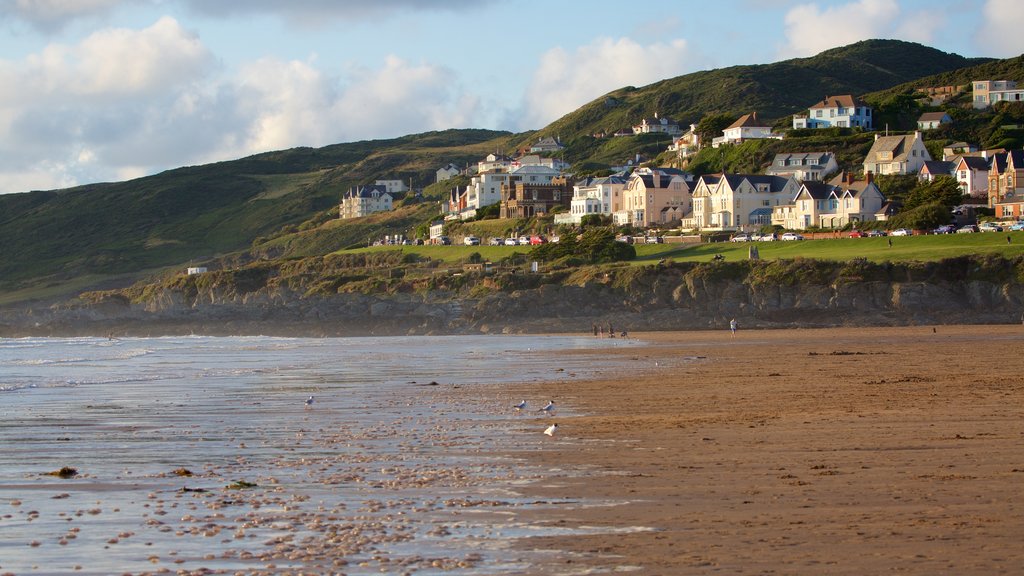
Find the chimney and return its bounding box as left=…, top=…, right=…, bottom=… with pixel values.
left=866, top=171, right=874, bottom=185
left=847, top=171, right=855, bottom=185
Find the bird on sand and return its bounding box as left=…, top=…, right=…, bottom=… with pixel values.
left=544, top=423, right=558, bottom=436
left=538, top=400, right=555, bottom=414
left=513, top=399, right=527, bottom=411
left=304, top=395, right=315, bottom=407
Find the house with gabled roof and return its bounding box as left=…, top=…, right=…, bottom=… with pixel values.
left=953, top=155, right=989, bottom=199
left=529, top=136, right=564, bottom=153
left=712, top=112, right=780, bottom=147
left=792, top=95, right=873, bottom=130
left=688, top=174, right=799, bottom=231
left=771, top=173, right=886, bottom=230
left=919, top=160, right=954, bottom=182
left=765, top=152, right=838, bottom=182
left=942, top=142, right=979, bottom=160
left=917, top=111, right=952, bottom=130
left=632, top=113, right=682, bottom=136
left=987, top=150, right=1024, bottom=208
left=340, top=185, right=393, bottom=219
left=862, top=131, right=931, bottom=176
left=556, top=174, right=628, bottom=225
left=614, top=168, right=692, bottom=227
left=436, top=163, right=461, bottom=183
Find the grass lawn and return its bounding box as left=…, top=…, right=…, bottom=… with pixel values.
left=348, top=231, right=1024, bottom=265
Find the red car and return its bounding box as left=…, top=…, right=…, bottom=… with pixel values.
left=849, top=230, right=864, bottom=238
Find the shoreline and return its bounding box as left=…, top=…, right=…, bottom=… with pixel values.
left=491, top=325, right=1024, bottom=574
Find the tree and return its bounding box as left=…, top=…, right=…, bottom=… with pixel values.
left=904, top=175, right=962, bottom=211
left=887, top=201, right=951, bottom=231
left=695, top=113, right=736, bottom=147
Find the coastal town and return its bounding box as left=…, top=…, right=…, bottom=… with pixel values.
left=341, top=81, right=1024, bottom=245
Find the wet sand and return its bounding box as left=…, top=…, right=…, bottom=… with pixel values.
left=500, top=325, right=1024, bottom=574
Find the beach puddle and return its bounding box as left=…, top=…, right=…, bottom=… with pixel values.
left=0, top=335, right=641, bottom=574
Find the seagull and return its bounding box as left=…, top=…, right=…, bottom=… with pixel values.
left=538, top=400, right=555, bottom=414
left=513, top=400, right=527, bottom=411
left=544, top=423, right=558, bottom=436
left=304, top=395, right=315, bottom=407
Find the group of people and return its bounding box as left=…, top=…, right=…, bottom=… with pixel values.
left=592, top=323, right=627, bottom=338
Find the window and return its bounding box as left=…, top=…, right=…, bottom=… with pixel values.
left=762, top=200, right=770, bottom=207
left=815, top=110, right=823, bottom=118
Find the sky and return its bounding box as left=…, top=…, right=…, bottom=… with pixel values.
left=1, top=0, right=1022, bottom=194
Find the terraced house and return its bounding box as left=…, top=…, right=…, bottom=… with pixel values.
left=988, top=150, right=1024, bottom=217
left=687, top=174, right=800, bottom=231
left=614, top=168, right=692, bottom=227
left=771, top=173, right=887, bottom=230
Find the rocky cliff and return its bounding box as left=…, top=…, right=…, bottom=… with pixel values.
left=2, top=256, right=1022, bottom=337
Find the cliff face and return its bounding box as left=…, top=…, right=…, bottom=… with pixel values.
left=3, top=258, right=1022, bottom=337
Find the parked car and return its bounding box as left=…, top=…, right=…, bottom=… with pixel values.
left=645, top=235, right=664, bottom=244
left=753, top=232, right=777, bottom=241
left=780, top=232, right=804, bottom=241
left=866, top=230, right=887, bottom=237
left=956, top=225, right=979, bottom=234
left=933, top=224, right=956, bottom=234
left=848, top=230, right=864, bottom=238
left=488, top=237, right=502, bottom=246
left=730, top=233, right=752, bottom=242
left=529, top=235, right=547, bottom=245
left=463, top=235, right=480, bottom=246
left=504, top=237, right=519, bottom=246
left=1010, top=222, right=1024, bottom=231
left=890, top=228, right=912, bottom=236
left=979, top=222, right=1004, bottom=232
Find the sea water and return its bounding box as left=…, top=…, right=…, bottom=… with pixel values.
left=0, top=335, right=639, bottom=575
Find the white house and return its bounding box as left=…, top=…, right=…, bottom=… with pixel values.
left=953, top=155, right=989, bottom=198
left=436, top=163, right=460, bottom=183
left=764, top=152, right=838, bottom=182
left=713, top=113, right=780, bottom=147
left=972, top=80, right=1024, bottom=109
left=917, top=112, right=952, bottom=130
left=792, top=95, right=873, bottom=129
left=186, top=267, right=207, bottom=275
left=771, top=175, right=886, bottom=230
left=688, top=174, right=800, bottom=231
left=428, top=221, right=445, bottom=243
left=340, top=185, right=393, bottom=219
left=632, top=113, right=682, bottom=136
left=510, top=154, right=570, bottom=172
left=668, top=124, right=700, bottom=158
left=374, top=179, right=408, bottom=194
left=556, top=175, right=628, bottom=225
left=477, top=153, right=512, bottom=173
left=862, top=131, right=932, bottom=176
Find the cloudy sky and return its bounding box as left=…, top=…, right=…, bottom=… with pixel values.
left=0, top=0, right=1021, bottom=194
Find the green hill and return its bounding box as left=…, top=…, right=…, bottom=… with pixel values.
left=0, top=129, right=511, bottom=301
left=528, top=40, right=990, bottom=147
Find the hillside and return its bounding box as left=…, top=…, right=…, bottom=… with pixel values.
left=0, top=129, right=511, bottom=301
left=530, top=40, right=990, bottom=149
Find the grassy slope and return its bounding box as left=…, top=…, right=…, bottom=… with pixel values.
left=340, top=231, right=1024, bottom=266
left=0, top=129, right=511, bottom=296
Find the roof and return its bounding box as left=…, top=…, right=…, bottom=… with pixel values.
left=798, top=181, right=835, bottom=200
left=808, top=95, right=865, bottom=109
left=346, top=184, right=390, bottom=199
left=863, top=133, right=920, bottom=165
left=921, top=161, right=954, bottom=175
left=956, top=156, right=990, bottom=170
left=918, top=112, right=951, bottom=122
left=748, top=207, right=773, bottom=216
left=726, top=112, right=768, bottom=129
left=721, top=174, right=791, bottom=192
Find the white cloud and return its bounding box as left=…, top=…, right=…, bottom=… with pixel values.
left=519, top=37, right=696, bottom=131
left=778, top=0, right=899, bottom=58
left=977, top=0, right=1024, bottom=56
left=0, top=15, right=487, bottom=193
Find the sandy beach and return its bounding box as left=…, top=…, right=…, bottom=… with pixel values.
left=497, top=325, right=1024, bottom=574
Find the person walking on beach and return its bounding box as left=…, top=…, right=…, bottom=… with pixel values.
left=729, top=318, right=738, bottom=336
